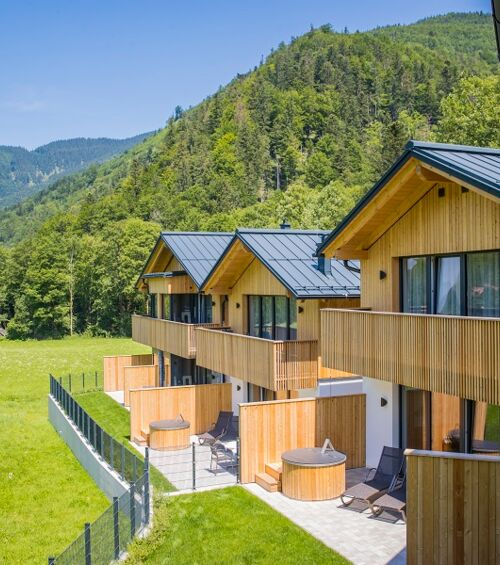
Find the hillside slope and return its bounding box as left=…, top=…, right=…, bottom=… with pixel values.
left=0, top=132, right=152, bottom=208
left=0, top=12, right=497, bottom=338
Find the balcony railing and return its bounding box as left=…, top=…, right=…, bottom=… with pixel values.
left=321, top=309, right=500, bottom=404
left=195, top=328, right=319, bottom=391
left=131, top=314, right=223, bottom=359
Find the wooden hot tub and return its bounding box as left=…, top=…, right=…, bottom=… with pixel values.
left=281, top=445, right=346, bottom=501
left=149, top=418, right=191, bottom=450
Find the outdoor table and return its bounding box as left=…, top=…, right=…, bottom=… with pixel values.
left=149, top=418, right=191, bottom=450
left=281, top=445, right=346, bottom=501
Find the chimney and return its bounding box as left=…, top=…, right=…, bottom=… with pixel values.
left=280, top=220, right=291, bottom=230
left=318, top=254, right=331, bottom=275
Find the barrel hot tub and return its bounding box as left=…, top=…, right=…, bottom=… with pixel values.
left=149, top=418, right=191, bottom=450
left=281, top=445, right=346, bottom=501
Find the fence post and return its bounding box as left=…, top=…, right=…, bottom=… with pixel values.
left=144, top=447, right=150, bottom=524
left=82, top=372, right=85, bottom=391
left=100, top=428, right=104, bottom=459
left=69, top=373, right=72, bottom=393
left=48, top=558, right=55, bottom=565
left=95, top=370, right=98, bottom=388
left=113, top=496, right=120, bottom=560
left=236, top=437, right=241, bottom=484
left=110, top=439, right=114, bottom=471
left=192, top=442, right=196, bottom=491
left=130, top=483, right=136, bottom=538
left=84, top=522, right=91, bottom=565
left=133, top=455, right=137, bottom=483
left=121, top=444, right=125, bottom=480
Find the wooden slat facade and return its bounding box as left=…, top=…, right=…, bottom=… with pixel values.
left=129, top=383, right=232, bottom=440
left=321, top=309, right=500, bottom=404
left=239, top=395, right=365, bottom=483
left=103, top=354, right=156, bottom=391
left=195, top=327, right=319, bottom=391
left=131, top=314, right=223, bottom=358
left=406, top=449, right=500, bottom=565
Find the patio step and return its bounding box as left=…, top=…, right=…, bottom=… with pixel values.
left=134, top=435, right=148, bottom=446
left=256, top=472, right=281, bottom=493
left=265, top=463, right=282, bottom=482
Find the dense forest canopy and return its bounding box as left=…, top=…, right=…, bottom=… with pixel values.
left=0, top=133, right=152, bottom=209
left=0, top=12, right=498, bottom=339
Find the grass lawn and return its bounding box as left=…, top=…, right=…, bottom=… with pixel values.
left=76, top=390, right=174, bottom=492
left=125, top=487, right=348, bottom=564
left=0, top=336, right=149, bottom=564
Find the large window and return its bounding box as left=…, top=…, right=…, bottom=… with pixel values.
left=168, top=294, right=213, bottom=323
left=401, top=251, right=499, bottom=317
left=247, top=295, right=297, bottom=340
left=148, top=294, right=157, bottom=318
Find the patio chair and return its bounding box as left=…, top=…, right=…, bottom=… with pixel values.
left=198, top=411, right=233, bottom=446
left=209, top=441, right=237, bottom=475
left=340, top=446, right=404, bottom=510
left=371, top=476, right=407, bottom=522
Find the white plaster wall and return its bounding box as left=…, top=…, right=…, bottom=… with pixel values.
left=230, top=377, right=247, bottom=415
left=317, top=377, right=363, bottom=397
left=363, top=377, right=399, bottom=468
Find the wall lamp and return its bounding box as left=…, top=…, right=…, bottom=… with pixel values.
left=236, top=302, right=241, bottom=309
left=379, top=271, right=386, bottom=280
left=380, top=397, right=388, bottom=407
left=298, top=306, right=304, bottom=314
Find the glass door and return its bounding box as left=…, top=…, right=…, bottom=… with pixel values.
left=435, top=256, right=463, bottom=315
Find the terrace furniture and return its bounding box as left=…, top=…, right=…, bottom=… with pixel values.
left=198, top=411, right=233, bottom=446
left=340, top=446, right=404, bottom=509
left=371, top=477, right=407, bottom=522
left=149, top=417, right=191, bottom=450
left=209, top=442, right=238, bottom=475
left=281, top=440, right=346, bottom=501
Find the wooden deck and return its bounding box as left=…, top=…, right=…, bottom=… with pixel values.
left=131, top=314, right=223, bottom=358
left=320, top=309, right=500, bottom=404
left=195, top=327, right=319, bottom=391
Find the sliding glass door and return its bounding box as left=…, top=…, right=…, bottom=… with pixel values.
left=247, top=295, right=297, bottom=340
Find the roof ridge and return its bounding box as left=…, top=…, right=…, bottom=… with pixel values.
left=406, top=139, right=500, bottom=155
left=161, top=231, right=233, bottom=236
left=236, top=228, right=330, bottom=234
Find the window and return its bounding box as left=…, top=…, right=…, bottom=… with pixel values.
left=472, top=402, right=500, bottom=455
left=402, top=257, right=428, bottom=313
left=401, top=251, right=500, bottom=317
left=161, top=294, right=169, bottom=320
left=168, top=294, right=213, bottom=323
left=246, top=295, right=297, bottom=340
left=467, top=252, right=500, bottom=317
left=148, top=294, right=157, bottom=318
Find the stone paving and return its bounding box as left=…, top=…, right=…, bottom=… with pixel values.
left=245, top=468, right=406, bottom=565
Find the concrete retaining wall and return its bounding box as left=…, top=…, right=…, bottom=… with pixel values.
left=48, top=395, right=128, bottom=500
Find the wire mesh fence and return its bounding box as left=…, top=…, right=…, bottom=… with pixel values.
left=56, top=371, right=103, bottom=394
left=50, top=473, right=149, bottom=565
left=50, top=375, right=142, bottom=484
left=49, top=375, right=150, bottom=564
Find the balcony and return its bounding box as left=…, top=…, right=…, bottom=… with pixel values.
left=320, top=309, right=500, bottom=404
left=131, top=314, right=223, bottom=359
left=195, top=328, right=319, bottom=391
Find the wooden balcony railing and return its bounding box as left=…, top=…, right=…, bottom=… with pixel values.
left=131, top=314, right=223, bottom=359
left=321, top=309, right=500, bottom=404
left=195, top=328, right=319, bottom=391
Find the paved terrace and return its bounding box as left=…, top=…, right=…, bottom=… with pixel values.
left=246, top=468, right=406, bottom=565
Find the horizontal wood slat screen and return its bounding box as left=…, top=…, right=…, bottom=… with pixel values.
left=239, top=394, right=365, bottom=483
left=123, top=365, right=159, bottom=406
left=196, top=328, right=318, bottom=391
left=132, top=314, right=223, bottom=358
left=321, top=309, right=500, bottom=404
left=129, top=383, right=231, bottom=441
left=406, top=449, right=500, bottom=565
left=103, top=353, right=155, bottom=391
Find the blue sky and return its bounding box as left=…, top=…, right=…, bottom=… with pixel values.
left=0, top=0, right=491, bottom=148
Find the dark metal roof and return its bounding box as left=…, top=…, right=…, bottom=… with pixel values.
left=317, top=140, right=500, bottom=255
left=160, top=232, right=233, bottom=289
left=225, top=229, right=360, bottom=298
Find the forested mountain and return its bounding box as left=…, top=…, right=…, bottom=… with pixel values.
left=0, top=133, right=152, bottom=208
left=0, top=12, right=498, bottom=339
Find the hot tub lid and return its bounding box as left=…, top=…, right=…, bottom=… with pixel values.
left=282, top=447, right=346, bottom=467
left=150, top=419, right=190, bottom=431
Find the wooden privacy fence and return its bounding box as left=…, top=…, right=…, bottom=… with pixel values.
left=123, top=365, right=159, bottom=406
left=103, top=354, right=155, bottom=391
left=239, top=394, right=365, bottom=483
left=321, top=309, right=500, bottom=404
left=406, top=449, right=500, bottom=565
left=129, top=383, right=232, bottom=442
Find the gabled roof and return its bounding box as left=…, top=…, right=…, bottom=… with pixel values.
left=202, top=229, right=360, bottom=299
left=317, top=140, right=500, bottom=256
left=139, top=232, right=233, bottom=289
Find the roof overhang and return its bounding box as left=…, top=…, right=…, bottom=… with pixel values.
left=318, top=147, right=500, bottom=259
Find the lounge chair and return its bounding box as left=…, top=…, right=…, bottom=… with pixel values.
left=198, top=411, right=233, bottom=445
left=340, top=446, right=404, bottom=509
left=371, top=476, right=407, bottom=522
